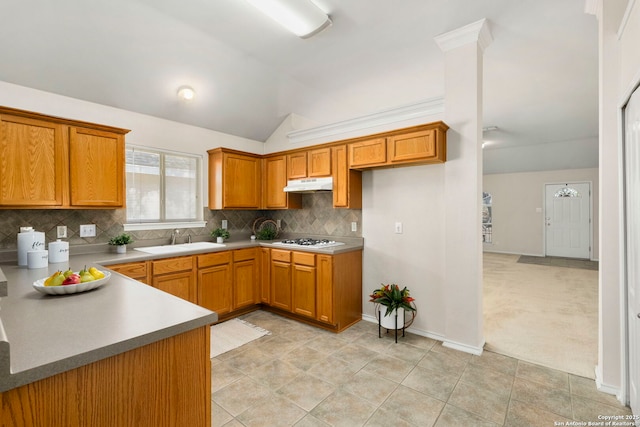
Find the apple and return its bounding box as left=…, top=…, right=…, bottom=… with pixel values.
left=62, top=273, right=81, bottom=285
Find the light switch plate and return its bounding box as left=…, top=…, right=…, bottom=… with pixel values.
left=351, top=222, right=357, bottom=232
left=79, top=224, right=96, bottom=237
left=221, top=220, right=228, bottom=229
left=395, top=222, right=403, bottom=234
left=56, top=225, right=67, bottom=239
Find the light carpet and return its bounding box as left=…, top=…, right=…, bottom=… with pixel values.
left=210, top=318, right=271, bottom=358
left=484, top=253, right=598, bottom=379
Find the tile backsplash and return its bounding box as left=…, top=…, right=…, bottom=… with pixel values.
left=0, top=193, right=361, bottom=250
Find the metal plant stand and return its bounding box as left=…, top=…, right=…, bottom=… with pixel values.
left=375, top=303, right=416, bottom=343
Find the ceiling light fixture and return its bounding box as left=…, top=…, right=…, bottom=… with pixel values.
left=177, top=85, right=195, bottom=101
left=245, top=0, right=332, bottom=39
left=482, top=126, right=499, bottom=132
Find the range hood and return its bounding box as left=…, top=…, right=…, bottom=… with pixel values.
left=283, top=177, right=333, bottom=193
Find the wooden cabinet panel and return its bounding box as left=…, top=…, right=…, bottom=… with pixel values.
left=271, top=249, right=291, bottom=263
left=234, top=258, right=257, bottom=309
left=259, top=248, right=271, bottom=304
left=208, top=148, right=261, bottom=209
left=152, top=270, right=196, bottom=303
left=316, top=255, right=333, bottom=324
left=308, top=148, right=331, bottom=177
left=271, top=258, right=292, bottom=311
left=108, top=261, right=149, bottom=284
left=292, top=251, right=315, bottom=267
left=69, top=127, right=124, bottom=207
left=348, top=137, right=387, bottom=168
left=332, top=145, right=362, bottom=209
left=287, top=152, right=307, bottom=179
left=387, top=129, right=436, bottom=163
left=263, top=155, right=301, bottom=209
left=197, top=252, right=231, bottom=269
left=152, top=256, right=193, bottom=275
left=198, top=263, right=232, bottom=315
left=0, top=114, right=65, bottom=206
left=292, top=263, right=316, bottom=318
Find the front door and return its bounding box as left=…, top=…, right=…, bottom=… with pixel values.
left=544, top=182, right=591, bottom=259
left=624, top=85, right=640, bottom=416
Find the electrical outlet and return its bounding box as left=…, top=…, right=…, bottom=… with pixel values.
left=276, top=219, right=281, bottom=228
left=351, top=222, right=357, bottom=232
left=56, top=225, right=67, bottom=239
left=79, top=224, right=96, bottom=238
left=221, top=220, right=228, bottom=229
left=395, top=222, right=403, bottom=234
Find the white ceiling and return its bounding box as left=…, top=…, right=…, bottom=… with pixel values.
left=0, top=0, right=597, bottom=150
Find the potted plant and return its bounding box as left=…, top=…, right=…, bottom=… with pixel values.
left=211, top=228, right=230, bottom=243
left=108, top=233, right=133, bottom=254
left=369, top=284, right=416, bottom=330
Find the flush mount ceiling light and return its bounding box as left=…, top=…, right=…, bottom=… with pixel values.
left=245, top=0, right=331, bottom=39
left=177, top=85, right=195, bottom=101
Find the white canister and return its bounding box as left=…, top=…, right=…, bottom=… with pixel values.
left=27, top=250, right=48, bottom=269
left=17, top=227, right=46, bottom=267
left=48, top=239, right=69, bottom=264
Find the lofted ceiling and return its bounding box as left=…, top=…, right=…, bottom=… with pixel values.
left=0, top=0, right=597, bottom=150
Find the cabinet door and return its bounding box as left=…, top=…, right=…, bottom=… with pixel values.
left=332, top=145, right=362, bottom=209
left=316, top=255, right=333, bottom=324
left=348, top=137, right=387, bottom=168
left=308, top=148, right=331, bottom=177
left=271, top=261, right=292, bottom=311
left=69, top=127, right=124, bottom=207
left=263, top=156, right=301, bottom=209
left=259, top=248, right=271, bottom=304
left=198, top=263, right=232, bottom=315
left=234, top=258, right=257, bottom=310
left=387, top=129, right=436, bottom=163
left=292, top=264, right=316, bottom=318
left=287, top=152, right=307, bottom=179
left=108, top=261, right=149, bottom=284
left=224, top=152, right=261, bottom=208
left=0, top=115, right=65, bottom=206
left=152, top=270, right=196, bottom=303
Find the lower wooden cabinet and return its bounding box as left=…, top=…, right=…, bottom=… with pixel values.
left=232, top=248, right=258, bottom=310
left=151, top=256, right=196, bottom=304
left=108, top=261, right=149, bottom=284
left=292, top=252, right=316, bottom=319
left=197, top=252, right=232, bottom=315
left=271, top=249, right=292, bottom=311
left=259, top=247, right=271, bottom=304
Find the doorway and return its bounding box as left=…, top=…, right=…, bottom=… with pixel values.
left=544, top=182, right=592, bottom=259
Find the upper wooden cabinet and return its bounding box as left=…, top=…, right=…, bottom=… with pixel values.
left=287, top=152, right=308, bottom=179
left=348, top=137, right=387, bottom=169
left=387, top=129, right=437, bottom=164
left=0, top=106, right=129, bottom=209
left=263, top=155, right=301, bottom=209
left=332, top=145, right=362, bottom=209
left=287, top=147, right=331, bottom=179
left=208, top=148, right=261, bottom=209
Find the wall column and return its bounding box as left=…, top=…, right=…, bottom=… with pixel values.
left=435, top=19, right=492, bottom=353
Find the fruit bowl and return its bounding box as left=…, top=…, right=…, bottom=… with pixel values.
left=32, top=271, right=111, bottom=295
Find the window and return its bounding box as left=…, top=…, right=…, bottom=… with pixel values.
left=125, top=146, right=202, bottom=227
left=482, top=192, right=493, bottom=244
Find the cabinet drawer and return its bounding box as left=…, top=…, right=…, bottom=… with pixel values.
left=233, top=247, right=256, bottom=262
left=271, top=249, right=291, bottom=263
left=109, top=261, right=148, bottom=278
left=292, top=252, right=315, bottom=266
left=152, top=256, right=193, bottom=275
left=197, top=252, right=231, bottom=269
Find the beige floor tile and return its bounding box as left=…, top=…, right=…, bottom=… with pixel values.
left=211, top=361, right=243, bottom=393
left=470, top=350, right=518, bottom=376
left=459, top=363, right=515, bottom=399
left=277, top=373, right=337, bottom=411
left=363, top=354, right=415, bottom=383
left=235, top=394, right=307, bottom=427
left=382, top=341, right=429, bottom=364
left=224, top=345, right=274, bottom=371
left=305, top=334, right=348, bottom=354
left=431, top=343, right=473, bottom=362
left=281, top=345, right=329, bottom=371
left=448, top=381, right=510, bottom=425
left=220, top=420, right=244, bottom=427
left=294, top=414, right=331, bottom=427
left=401, top=365, right=459, bottom=401
left=571, top=395, right=633, bottom=422
left=341, top=370, right=399, bottom=406
left=516, top=360, right=570, bottom=390
left=307, top=355, right=361, bottom=385
left=511, top=377, right=573, bottom=419
left=211, top=401, right=233, bottom=427
left=364, top=407, right=414, bottom=427
left=211, top=376, right=273, bottom=417
left=435, top=403, right=500, bottom=427
left=257, top=335, right=302, bottom=356
left=378, top=385, right=445, bottom=426
left=354, top=332, right=395, bottom=353
left=246, top=358, right=304, bottom=389
left=504, top=399, right=573, bottom=427
left=331, top=343, right=379, bottom=368
left=399, top=332, right=438, bottom=350
left=569, top=374, right=623, bottom=407
left=418, top=349, right=469, bottom=378
left=310, top=389, right=379, bottom=427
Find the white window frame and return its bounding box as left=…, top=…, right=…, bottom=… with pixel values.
left=123, top=145, right=206, bottom=232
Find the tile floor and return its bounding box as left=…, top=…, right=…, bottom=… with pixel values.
left=211, top=311, right=632, bottom=427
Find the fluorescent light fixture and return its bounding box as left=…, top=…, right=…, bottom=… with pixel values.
left=177, top=85, right=195, bottom=101
left=246, top=0, right=331, bottom=39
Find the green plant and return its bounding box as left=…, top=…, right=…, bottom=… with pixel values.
left=108, top=233, right=133, bottom=246
left=255, top=227, right=277, bottom=240
left=211, top=228, right=230, bottom=240
left=369, top=284, right=416, bottom=317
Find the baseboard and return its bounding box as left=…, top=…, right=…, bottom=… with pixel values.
left=362, top=314, right=483, bottom=355
left=594, top=365, right=625, bottom=404
left=483, top=249, right=543, bottom=257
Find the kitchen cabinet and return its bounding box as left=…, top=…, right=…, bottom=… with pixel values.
left=348, top=137, right=387, bottom=168
left=287, top=152, right=308, bottom=179
left=387, top=129, right=439, bottom=164
left=197, top=251, right=232, bottom=315
left=318, top=250, right=362, bottom=331
left=287, top=148, right=331, bottom=180
left=263, top=155, right=301, bottom=209
left=316, top=254, right=333, bottom=324
left=208, top=148, right=261, bottom=209
left=270, top=249, right=292, bottom=311
left=151, top=256, right=196, bottom=304
left=259, top=247, right=271, bottom=304
left=292, top=251, right=316, bottom=319
left=0, top=106, right=128, bottom=208
left=233, top=248, right=258, bottom=310
left=332, top=145, right=362, bottom=209
left=108, top=260, right=149, bottom=284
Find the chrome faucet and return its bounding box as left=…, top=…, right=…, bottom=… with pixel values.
left=170, top=229, right=180, bottom=245
left=187, top=234, right=192, bottom=244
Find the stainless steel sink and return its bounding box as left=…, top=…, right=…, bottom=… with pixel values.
left=134, top=241, right=226, bottom=254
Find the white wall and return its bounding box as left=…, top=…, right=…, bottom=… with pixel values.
left=0, top=81, right=264, bottom=206
left=483, top=168, right=599, bottom=259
